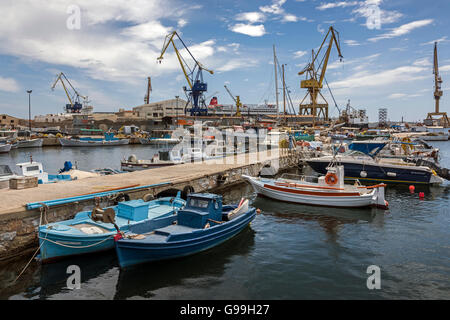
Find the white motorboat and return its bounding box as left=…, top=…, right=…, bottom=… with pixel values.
left=0, top=143, right=11, bottom=153
left=121, top=151, right=182, bottom=172
left=243, top=165, right=389, bottom=209
left=0, top=165, right=18, bottom=189
left=11, top=138, right=43, bottom=148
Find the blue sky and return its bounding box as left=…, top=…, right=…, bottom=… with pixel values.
left=0, top=0, right=449, bottom=122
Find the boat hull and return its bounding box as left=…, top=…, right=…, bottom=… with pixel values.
left=59, top=138, right=129, bottom=147
left=120, top=161, right=177, bottom=172
left=0, top=144, right=11, bottom=153
left=13, top=138, right=43, bottom=148
left=307, top=160, right=433, bottom=185
left=243, top=176, right=378, bottom=208
left=115, top=209, right=256, bottom=268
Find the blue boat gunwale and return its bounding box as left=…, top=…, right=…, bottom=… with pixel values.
left=38, top=197, right=185, bottom=240
left=117, top=206, right=257, bottom=248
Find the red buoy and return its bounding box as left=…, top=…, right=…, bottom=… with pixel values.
left=409, top=185, right=415, bottom=193
left=419, top=192, right=425, bottom=199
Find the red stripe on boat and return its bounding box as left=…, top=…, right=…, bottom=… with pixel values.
left=264, top=184, right=360, bottom=197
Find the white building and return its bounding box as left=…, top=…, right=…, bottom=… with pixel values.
left=133, top=98, right=187, bottom=119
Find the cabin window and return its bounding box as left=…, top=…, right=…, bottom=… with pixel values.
left=26, top=166, right=40, bottom=172
left=188, top=198, right=210, bottom=209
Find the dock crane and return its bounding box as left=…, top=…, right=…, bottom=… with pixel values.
left=51, top=72, right=87, bottom=113
left=144, top=77, right=152, bottom=104
left=157, top=31, right=214, bottom=116
left=298, top=26, right=343, bottom=123
left=223, top=85, right=242, bottom=117
left=426, top=42, right=449, bottom=126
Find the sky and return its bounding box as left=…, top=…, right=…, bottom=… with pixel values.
left=0, top=0, right=449, bottom=122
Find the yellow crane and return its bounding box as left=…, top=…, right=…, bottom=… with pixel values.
left=224, top=85, right=242, bottom=117
left=298, top=26, right=343, bottom=123
left=51, top=72, right=87, bottom=113
left=157, top=31, right=214, bottom=116
left=426, top=42, right=449, bottom=126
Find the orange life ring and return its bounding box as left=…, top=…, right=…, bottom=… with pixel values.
left=325, top=173, right=338, bottom=185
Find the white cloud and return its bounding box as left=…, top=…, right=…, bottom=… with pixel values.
left=177, top=19, right=188, bottom=28
left=259, top=0, right=287, bottom=15
left=0, top=76, right=20, bottom=92
left=330, top=65, right=428, bottom=90
left=229, top=24, right=266, bottom=37
left=388, top=93, right=407, bottom=99
left=352, top=0, right=403, bottom=25
left=235, top=12, right=265, bottom=23
left=369, top=19, right=434, bottom=42
left=282, top=14, right=300, bottom=22
left=293, top=50, right=307, bottom=59
left=316, top=1, right=359, bottom=10
left=0, top=0, right=215, bottom=84
left=421, top=36, right=449, bottom=46
left=344, top=40, right=361, bottom=46
left=216, top=59, right=259, bottom=72
left=413, top=58, right=431, bottom=67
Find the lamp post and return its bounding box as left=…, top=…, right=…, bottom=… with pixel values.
left=27, top=90, right=32, bottom=134
left=175, top=95, right=179, bottom=126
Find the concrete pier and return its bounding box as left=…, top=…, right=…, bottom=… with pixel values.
left=0, top=149, right=299, bottom=262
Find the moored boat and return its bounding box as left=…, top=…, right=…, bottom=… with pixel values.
left=0, top=143, right=11, bottom=153
left=114, top=193, right=256, bottom=268
left=243, top=165, right=388, bottom=209
left=11, top=138, right=43, bottom=148
left=59, top=132, right=129, bottom=147
left=38, top=195, right=185, bottom=262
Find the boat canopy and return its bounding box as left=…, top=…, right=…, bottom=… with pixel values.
left=348, top=142, right=387, bottom=157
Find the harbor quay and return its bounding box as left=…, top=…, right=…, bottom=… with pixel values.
left=0, top=148, right=299, bottom=262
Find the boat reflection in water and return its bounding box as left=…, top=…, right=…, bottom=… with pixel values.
left=114, top=227, right=255, bottom=300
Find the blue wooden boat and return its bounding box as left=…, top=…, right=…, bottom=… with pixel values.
left=38, top=195, right=185, bottom=263
left=114, top=193, right=256, bottom=268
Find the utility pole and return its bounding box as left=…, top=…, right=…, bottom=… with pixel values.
left=175, top=95, right=179, bottom=126
left=282, top=64, right=286, bottom=124
left=273, top=45, right=279, bottom=119
left=27, top=90, right=32, bottom=133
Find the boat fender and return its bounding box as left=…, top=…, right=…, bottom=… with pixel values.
left=360, top=171, right=367, bottom=178
left=256, top=208, right=261, bottom=214
left=325, top=173, right=338, bottom=185
left=143, top=193, right=155, bottom=202
left=204, top=222, right=210, bottom=229
left=181, top=185, right=194, bottom=200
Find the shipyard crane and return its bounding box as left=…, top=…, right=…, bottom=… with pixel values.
left=426, top=42, right=449, bottom=126
left=298, top=26, right=343, bottom=123
left=51, top=72, right=87, bottom=113
left=157, top=31, right=214, bottom=116
left=223, top=85, right=242, bottom=117
left=144, top=77, right=152, bottom=104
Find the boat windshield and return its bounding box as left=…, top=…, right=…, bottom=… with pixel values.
left=0, top=165, right=13, bottom=177
left=188, top=198, right=210, bottom=209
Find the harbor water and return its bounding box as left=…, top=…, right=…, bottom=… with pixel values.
left=0, top=142, right=449, bottom=299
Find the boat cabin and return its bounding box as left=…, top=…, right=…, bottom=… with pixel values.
left=16, top=161, right=49, bottom=184
left=178, top=193, right=223, bottom=228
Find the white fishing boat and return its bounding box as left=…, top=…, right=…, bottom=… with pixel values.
left=59, top=133, right=129, bottom=147
left=11, top=138, right=43, bottom=148
left=243, top=164, right=389, bottom=209
left=0, top=165, right=18, bottom=189
left=0, top=143, right=11, bottom=153
left=121, top=151, right=182, bottom=172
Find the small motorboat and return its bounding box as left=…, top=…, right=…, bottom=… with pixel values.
left=0, top=143, right=11, bottom=153
left=114, top=193, right=256, bottom=268
left=11, top=138, right=43, bottom=148
left=59, top=132, right=129, bottom=147
left=243, top=164, right=389, bottom=209
left=121, top=151, right=182, bottom=172
left=38, top=195, right=186, bottom=262
left=16, top=159, right=72, bottom=184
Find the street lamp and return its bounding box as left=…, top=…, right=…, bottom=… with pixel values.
left=175, top=95, right=179, bottom=125
left=27, top=90, right=32, bottom=133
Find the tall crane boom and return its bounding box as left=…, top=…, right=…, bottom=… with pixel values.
left=157, top=31, right=214, bottom=116
left=434, top=41, right=443, bottom=113
left=51, top=72, right=87, bottom=113
left=298, top=26, right=343, bottom=123
left=224, top=85, right=242, bottom=117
